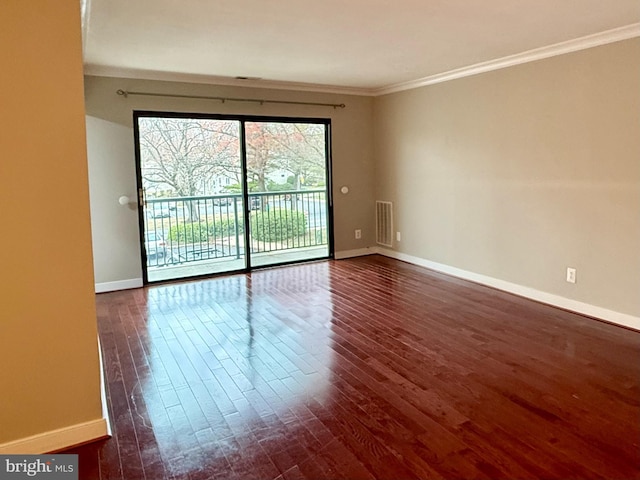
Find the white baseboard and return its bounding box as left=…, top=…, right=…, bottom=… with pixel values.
left=0, top=418, right=109, bottom=454
left=0, top=340, right=112, bottom=454
left=335, top=248, right=375, bottom=260
left=95, top=277, right=143, bottom=293
left=376, top=248, right=640, bottom=331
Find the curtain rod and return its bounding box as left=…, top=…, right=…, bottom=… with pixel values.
left=116, top=89, right=346, bottom=109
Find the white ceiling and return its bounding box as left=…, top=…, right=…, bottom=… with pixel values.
left=83, top=0, right=640, bottom=95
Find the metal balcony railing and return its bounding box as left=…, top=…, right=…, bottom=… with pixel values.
left=143, top=190, right=328, bottom=268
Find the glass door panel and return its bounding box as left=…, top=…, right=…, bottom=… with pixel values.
left=136, top=116, right=246, bottom=282
left=245, top=121, right=330, bottom=268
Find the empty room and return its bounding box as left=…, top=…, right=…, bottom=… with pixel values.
left=1, top=1, right=639, bottom=479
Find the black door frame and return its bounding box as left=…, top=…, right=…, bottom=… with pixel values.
left=133, top=110, right=334, bottom=284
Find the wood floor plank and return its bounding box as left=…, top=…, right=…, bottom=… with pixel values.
left=64, top=255, right=640, bottom=479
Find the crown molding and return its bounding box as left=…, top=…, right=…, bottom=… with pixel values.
left=375, top=23, right=640, bottom=96
left=83, top=64, right=377, bottom=97
left=84, top=23, right=640, bottom=98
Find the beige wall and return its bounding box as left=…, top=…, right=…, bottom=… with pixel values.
left=86, top=115, right=143, bottom=285
left=84, top=76, right=375, bottom=285
left=374, top=38, right=640, bottom=317
left=0, top=1, right=103, bottom=444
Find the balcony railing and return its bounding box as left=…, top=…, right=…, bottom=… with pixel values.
left=143, top=190, right=328, bottom=268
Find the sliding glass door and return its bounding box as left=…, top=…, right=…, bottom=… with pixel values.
left=134, top=113, right=332, bottom=283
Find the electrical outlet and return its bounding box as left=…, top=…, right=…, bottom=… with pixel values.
left=396, top=231, right=401, bottom=242
left=355, top=229, right=361, bottom=239
left=566, top=267, right=577, bottom=284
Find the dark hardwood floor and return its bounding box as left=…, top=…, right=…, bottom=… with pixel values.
left=65, top=255, right=640, bottom=479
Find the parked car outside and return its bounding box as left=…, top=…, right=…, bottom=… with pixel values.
left=213, top=196, right=233, bottom=206
left=145, top=206, right=171, bottom=219
left=145, top=231, right=167, bottom=259
left=151, top=206, right=171, bottom=218
left=250, top=196, right=262, bottom=210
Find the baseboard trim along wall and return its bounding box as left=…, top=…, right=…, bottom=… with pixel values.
left=371, top=248, right=640, bottom=331
left=95, top=277, right=143, bottom=293
left=0, top=418, right=109, bottom=454
left=0, top=341, right=111, bottom=454
left=335, top=248, right=375, bottom=260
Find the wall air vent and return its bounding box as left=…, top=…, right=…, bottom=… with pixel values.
left=376, top=201, right=393, bottom=247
